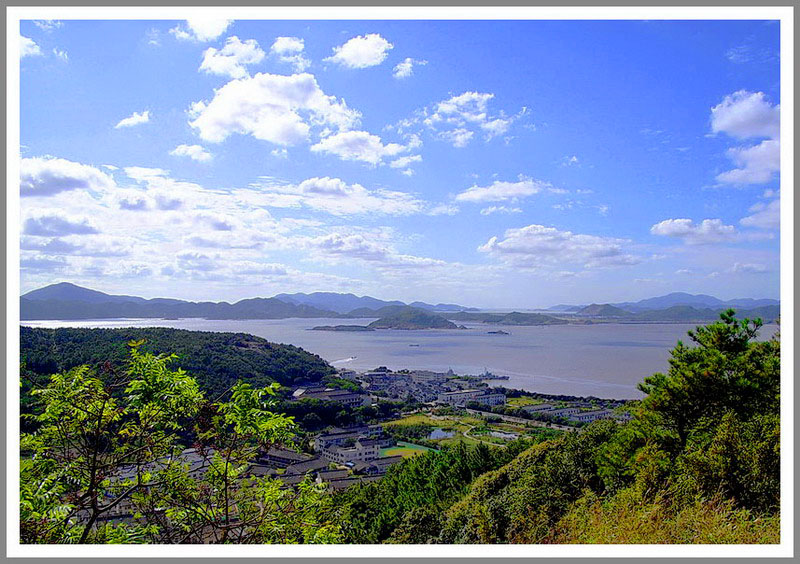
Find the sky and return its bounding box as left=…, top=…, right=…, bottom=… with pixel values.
left=18, top=18, right=782, bottom=308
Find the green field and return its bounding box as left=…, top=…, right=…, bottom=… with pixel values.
left=380, top=441, right=435, bottom=458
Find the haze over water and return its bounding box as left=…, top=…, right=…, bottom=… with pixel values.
left=22, top=318, right=779, bottom=399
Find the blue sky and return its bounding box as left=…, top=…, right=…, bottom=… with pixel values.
left=18, top=18, right=781, bottom=308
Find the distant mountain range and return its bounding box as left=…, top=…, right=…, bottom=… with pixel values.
left=274, top=292, right=477, bottom=314
left=549, top=292, right=779, bottom=313
left=20, top=283, right=779, bottom=323
left=19, top=283, right=478, bottom=321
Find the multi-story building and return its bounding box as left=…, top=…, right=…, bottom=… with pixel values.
left=436, top=389, right=506, bottom=407
left=291, top=386, right=370, bottom=407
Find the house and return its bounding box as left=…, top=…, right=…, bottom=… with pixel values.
left=260, top=446, right=313, bottom=468
left=283, top=457, right=330, bottom=476
left=437, top=389, right=506, bottom=407
left=292, top=386, right=370, bottom=407
left=351, top=455, right=405, bottom=476
left=572, top=410, right=614, bottom=423
left=321, top=438, right=381, bottom=464
left=521, top=403, right=554, bottom=413
left=548, top=407, right=581, bottom=418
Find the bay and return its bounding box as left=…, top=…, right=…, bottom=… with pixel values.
left=21, top=318, right=778, bottom=400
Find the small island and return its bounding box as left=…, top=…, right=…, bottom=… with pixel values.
left=311, top=325, right=375, bottom=332
left=367, top=307, right=459, bottom=330
left=487, top=330, right=510, bottom=335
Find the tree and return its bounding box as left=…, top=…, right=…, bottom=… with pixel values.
left=20, top=342, right=341, bottom=544
left=636, top=310, right=779, bottom=450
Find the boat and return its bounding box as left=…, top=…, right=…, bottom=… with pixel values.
left=487, top=330, right=510, bottom=335
left=408, top=343, right=420, bottom=347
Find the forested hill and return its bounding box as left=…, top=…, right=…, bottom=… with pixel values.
left=20, top=327, right=335, bottom=400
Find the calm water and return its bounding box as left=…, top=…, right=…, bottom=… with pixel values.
left=21, top=318, right=778, bottom=400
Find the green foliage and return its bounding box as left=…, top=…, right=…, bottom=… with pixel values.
left=20, top=343, right=340, bottom=544
left=550, top=489, right=780, bottom=544
left=20, top=326, right=335, bottom=404
left=335, top=441, right=521, bottom=543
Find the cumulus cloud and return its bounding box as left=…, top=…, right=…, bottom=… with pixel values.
left=324, top=33, right=393, bottom=68
left=480, top=206, right=522, bottom=215
left=310, top=130, right=414, bottom=165
left=455, top=178, right=547, bottom=203
left=23, top=213, right=99, bottom=237
left=170, top=144, right=212, bottom=162
left=389, top=154, right=422, bottom=169
left=115, top=110, right=150, bottom=128
left=716, top=139, right=780, bottom=185
left=248, top=176, right=424, bottom=216
left=711, top=90, right=780, bottom=186
left=21, top=36, right=42, bottom=57
left=479, top=224, right=640, bottom=269
left=188, top=72, right=360, bottom=145
left=740, top=198, right=780, bottom=230
left=21, top=157, right=116, bottom=197
left=170, top=18, right=232, bottom=42
left=711, top=90, right=780, bottom=140
left=650, top=218, right=736, bottom=245
left=52, top=48, right=68, bottom=62
left=199, top=36, right=265, bottom=79
left=393, top=57, right=426, bottom=79
left=270, top=36, right=310, bottom=72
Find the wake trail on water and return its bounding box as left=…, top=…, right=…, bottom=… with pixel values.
left=331, top=357, right=357, bottom=365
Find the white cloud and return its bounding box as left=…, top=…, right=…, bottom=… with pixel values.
left=389, top=154, right=422, bottom=169
left=170, top=18, right=232, bottom=42
left=710, top=90, right=780, bottom=140
left=21, top=36, right=42, bottom=57
left=307, top=233, right=444, bottom=269
left=199, top=36, right=265, bottom=79
left=409, top=91, right=523, bottom=146
left=730, top=262, right=767, bottom=274
left=52, top=48, right=68, bottom=61
left=311, top=130, right=412, bottom=165
left=170, top=144, right=213, bottom=162
left=716, top=138, right=780, bottom=185
left=480, top=206, right=522, bottom=215
left=324, top=33, right=393, bottom=68
left=650, top=218, right=736, bottom=245
left=455, top=178, right=547, bottom=203
left=711, top=90, right=781, bottom=186
left=428, top=204, right=459, bottom=216
left=561, top=155, right=579, bottom=166
left=33, top=20, right=62, bottom=32
left=23, top=212, right=99, bottom=237
left=21, top=157, right=116, bottom=197
left=270, top=36, right=310, bottom=72
left=479, top=224, right=640, bottom=269
left=439, top=128, right=474, bottom=148
left=247, top=176, right=424, bottom=216
left=188, top=72, right=360, bottom=145
left=393, top=57, right=426, bottom=79
left=740, top=198, right=780, bottom=230
left=115, top=110, right=150, bottom=129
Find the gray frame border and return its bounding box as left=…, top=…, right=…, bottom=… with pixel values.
left=2, top=0, right=796, bottom=562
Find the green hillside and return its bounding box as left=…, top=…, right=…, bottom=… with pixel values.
left=367, top=307, right=458, bottom=329
left=20, top=326, right=335, bottom=400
